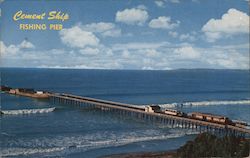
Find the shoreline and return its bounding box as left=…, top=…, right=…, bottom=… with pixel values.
left=101, top=150, right=176, bottom=158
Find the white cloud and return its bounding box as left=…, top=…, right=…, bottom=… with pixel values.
left=154, top=0, right=180, bottom=6
left=155, top=0, right=165, bottom=7
left=169, top=31, right=197, bottom=41
left=202, top=8, right=249, bottom=42
left=82, top=22, right=121, bottom=37
left=149, top=16, right=180, bottom=29
left=112, top=42, right=169, bottom=51
left=39, top=62, right=122, bottom=70
left=168, top=31, right=178, bottom=38
left=174, top=46, right=201, bottom=59
left=115, top=7, right=148, bottom=25
left=144, top=49, right=160, bottom=58
left=111, top=43, right=172, bottom=70
left=6, top=45, right=19, bottom=54
left=204, top=50, right=249, bottom=69
left=0, top=40, right=35, bottom=56
left=0, top=41, right=7, bottom=54
left=19, top=40, right=35, bottom=49
left=126, top=49, right=161, bottom=58
left=137, top=4, right=147, bottom=10
left=112, top=43, right=211, bottom=69
left=212, top=43, right=249, bottom=50
left=179, top=33, right=196, bottom=41
left=121, top=50, right=130, bottom=58
left=79, top=47, right=100, bottom=55
left=102, top=29, right=121, bottom=37
left=142, top=66, right=154, bottom=70
left=59, top=25, right=99, bottom=48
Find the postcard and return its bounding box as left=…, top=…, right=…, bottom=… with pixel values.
left=0, top=0, right=249, bottom=157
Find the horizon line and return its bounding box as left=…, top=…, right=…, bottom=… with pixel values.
left=0, top=66, right=249, bottom=71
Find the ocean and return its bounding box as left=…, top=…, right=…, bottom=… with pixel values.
left=1, top=68, right=250, bottom=157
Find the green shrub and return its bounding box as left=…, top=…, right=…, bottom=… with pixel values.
left=176, top=133, right=250, bottom=158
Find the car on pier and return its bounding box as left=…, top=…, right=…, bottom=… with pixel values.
left=145, top=105, right=161, bottom=113
left=164, top=109, right=187, bottom=117
left=190, top=112, right=233, bottom=125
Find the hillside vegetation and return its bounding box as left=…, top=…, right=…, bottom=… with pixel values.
left=176, top=133, right=250, bottom=158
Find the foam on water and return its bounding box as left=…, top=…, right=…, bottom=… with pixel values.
left=0, top=129, right=197, bottom=157
left=0, top=147, right=66, bottom=157
left=1, top=107, right=56, bottom=115
left=158, top=99, right=250, bottom=109
left=76, top=130, right=198, bottom=150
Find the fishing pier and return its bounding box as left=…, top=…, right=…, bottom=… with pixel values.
left=1, top=85, right=250, bottom=137
left=50, top=93, right=250, bottom=137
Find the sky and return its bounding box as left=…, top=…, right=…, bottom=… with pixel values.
left=0, top=0, right=249, bottom=70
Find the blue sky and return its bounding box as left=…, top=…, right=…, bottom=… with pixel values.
left=0, top=0, right=249, bottom=69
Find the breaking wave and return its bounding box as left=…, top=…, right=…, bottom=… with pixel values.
left=0, top=107, right=56, bottom=115
left=0, top=129, right=197, bottom=157
left=75, top=130, right=198, bottom=150
left=0, top=147, right=65, bottom=157
left=158, top=100, right=250, bottom=109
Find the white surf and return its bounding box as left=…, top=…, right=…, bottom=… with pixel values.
left=1, top=107, right=56, bottom=115
left=158, top=100, right=250, bottom=108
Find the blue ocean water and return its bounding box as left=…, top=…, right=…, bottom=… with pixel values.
left=1, top=68, right=250, bottom=157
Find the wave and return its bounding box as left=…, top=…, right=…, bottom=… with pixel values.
left=0, top=147, right=65, bottom=157
left=0, top=107, right=56, bottom=115
left=0, top=129, right=197, bottom=157
left=158, top=100, right=250, bottom=108
left=76, top=130, right=197, bottom=150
